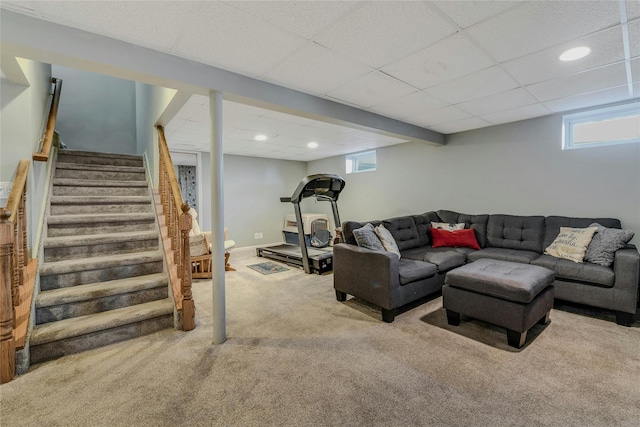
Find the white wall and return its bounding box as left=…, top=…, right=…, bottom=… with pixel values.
left=308, top=114, right=640, bottom=246
left=198, top=152, right=307, bottom=247
left=0, top=58, right=52, bottom=253
left=52, top=66, right=137, bottom=154
left=135, top=83, right=177, bottom=186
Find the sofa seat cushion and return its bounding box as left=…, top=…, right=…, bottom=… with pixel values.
left=467, top=247, right=541, bottom=264
left=398, top=259, right=438, bottom=285
left=402, top=247, right=466, bottom=272
left=531, top=255, right=614, bottom=287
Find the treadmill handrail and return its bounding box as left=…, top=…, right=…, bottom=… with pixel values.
left=289, top=173, right=346, bottom=204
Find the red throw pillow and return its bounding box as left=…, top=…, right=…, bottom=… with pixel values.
left=431, top=228, right=481, bottom=250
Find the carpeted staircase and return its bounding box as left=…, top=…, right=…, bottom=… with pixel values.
left=30, top=150, right=174, bottom=364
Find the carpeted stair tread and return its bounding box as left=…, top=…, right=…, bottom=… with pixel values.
left=44, top=230, right=159, bottom=248
left=40, top=250, right=163, bottom=276
left=50, top=196, right=151, bottom=205
left=48, top=212, right=155, bottom=225
left=30, top=299, right=173, bottom=346
left=55, top=163, right=145, bottom=173
left=53, top=178, right=148, bottom=187
left=58, top=150, right=143, bottom=161
left=36, top=273, right=168, bottom=308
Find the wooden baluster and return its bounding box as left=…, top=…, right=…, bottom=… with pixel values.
left=180, top=203, right=195, bottom=331
left=0, top=209, right=16, bottom=384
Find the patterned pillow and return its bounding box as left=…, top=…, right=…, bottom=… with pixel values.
left=352, top=223, right=385, bottom=252
left=544, top=227, right=597, bottom=263
left=431, top=222, right=465, bottom=231
left=584, top=223, right=634, bottom=267
left=374, top=224, right=401, bottom=259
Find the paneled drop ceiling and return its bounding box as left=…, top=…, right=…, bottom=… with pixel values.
left=2, top=1, right=639, bottom=161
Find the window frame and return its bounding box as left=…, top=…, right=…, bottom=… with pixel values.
left=346, top=150, right=377, bottom=174
left=562, top=101, right=640, bottom=150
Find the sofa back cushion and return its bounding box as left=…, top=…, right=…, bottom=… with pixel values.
left=487, top=214, right=546, bottom=253
left=437, top=210, right=490, bottom=248
left=342, top=220, right=381, bottom=245
left=544, top=216, right=621, bottom=250
left=383, top=216, right=421, bottom=251
left=412, top=211, right=440, bottom=246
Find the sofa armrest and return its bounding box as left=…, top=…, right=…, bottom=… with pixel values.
left=333, top=243, right=399, bottom=310
left=613, top=247, right=640, bottom=312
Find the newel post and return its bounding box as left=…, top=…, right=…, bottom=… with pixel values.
left=0, top=209, right=16, bottom=384
left=180, top=204, right=195, bottom=331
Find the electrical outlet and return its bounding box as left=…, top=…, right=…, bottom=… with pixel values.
left=254, top=232, right=263, bottom=239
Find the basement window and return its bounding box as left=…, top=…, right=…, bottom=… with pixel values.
left=562, top=101, right=640, bottom=150
left=346, top=150, right=376, bottom=174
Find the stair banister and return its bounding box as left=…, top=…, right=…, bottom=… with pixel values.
left=1, top=160, right=37, bottom=383
left=156, top=125, right=195, bottom=331
left=33, top=78, right=63, bottom=162
left=0, top=209, right=16, bottom=384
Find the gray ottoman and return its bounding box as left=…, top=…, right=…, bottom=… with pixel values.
left=443, top=259, right=555, bottom=349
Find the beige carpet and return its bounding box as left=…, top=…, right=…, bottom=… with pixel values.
left=1, top=247, right=639, bottom=426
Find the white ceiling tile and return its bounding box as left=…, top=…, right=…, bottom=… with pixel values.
left=260, top=110, right=314, bottom=126
left=425, top=66, right=520, bottom=104
left=177, top=120, right=209, bottom=136
left=380, top=33, right=494, bottom=90
left=481, top=103, right=552, bottom=125
left=369, top=91, right=447, bottom=120
left=190, top=95, right=208, bottom=105
left=404, top=106, right=472, bottom=127
left=629, top=19, right=640, bottom=58
left=431, top=117, right=493, bottom=134
left=457, top=88, right=539, bottom=116
left=174, top=102, right=207, bottom=121
left=264, top=42, right=371, bottom=95
left=224, top=1, right=358, bottom=40
left=431, top=0, right=522, bottom=29
left=327, top=71, right=416, bottom=108
left=314, top=2, right=455, bottom=68
left=228, top=128, right=277, bottom=141
left=467, top=1, right=622, bottom=62
left=38, top=1, right=194, bottom=50
left=175, top=2, right=306, bottom=76
left=526, top=62, right=629, bottom=101
left=502, top=26, right=625, bottom=86
left=627, top=1, right=640, bottom=20
left=544, top=84, right=639, bottom=113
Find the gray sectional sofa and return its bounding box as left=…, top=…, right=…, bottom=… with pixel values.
left=334, top=210, right=639, bottom=325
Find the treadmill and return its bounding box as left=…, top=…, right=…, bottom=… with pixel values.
left=256, top=174, right=346, bottom=274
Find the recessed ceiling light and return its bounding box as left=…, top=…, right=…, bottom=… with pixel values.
left=254, top=134, right=267, bottom=141
left=559, top=47, right=591, bottom=62
left=307, top=141, right=318, bottom=148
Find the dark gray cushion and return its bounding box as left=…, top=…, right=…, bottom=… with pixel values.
left=401, top=247, right=466, bottom=272
left=383, top=216, right=420, bottom=251
left=487, top=214, right=545, bottom=253
left=436, top=210, right=489, bottom=248
left=398, top=259, right=438, bottom=285
left=342, top=220, right=381, bottom=245
left=467, top=247, right=544, bottom=264
left=412, top=211, right=440, bottom=246
left=352, top=223, right=385, bottom=252
left=531, top=255, right=615, bottom=287
left=445, top=259, right=554, bottom=304
left=584, top=223, right=634, bottom=267
left=543, top=216, right=621, bottom=250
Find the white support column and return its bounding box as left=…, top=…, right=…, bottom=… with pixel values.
left=209, top=89, right=226, bottom=344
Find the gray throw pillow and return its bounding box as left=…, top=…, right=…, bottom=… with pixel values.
left=353, top=223, right=385, bottom=252
left=584, top=223, right=634, bottom=267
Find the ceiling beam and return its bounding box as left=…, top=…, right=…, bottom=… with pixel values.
left=0, top=10, right=444, bottom=146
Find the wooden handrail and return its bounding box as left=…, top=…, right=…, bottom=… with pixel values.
left=33, top=78, right=62, bottom=162
left=1, top=160, right=37, bottom=384
left=156, top=125, right=195, bottom=331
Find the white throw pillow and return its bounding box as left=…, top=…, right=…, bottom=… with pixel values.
left=431, top=222, right=465, bottom=231
left=374, top=224, right=401, bottom=259
left=189, top=233, right=209, bottom=257
left=544, top=226, right=598, bottom=263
